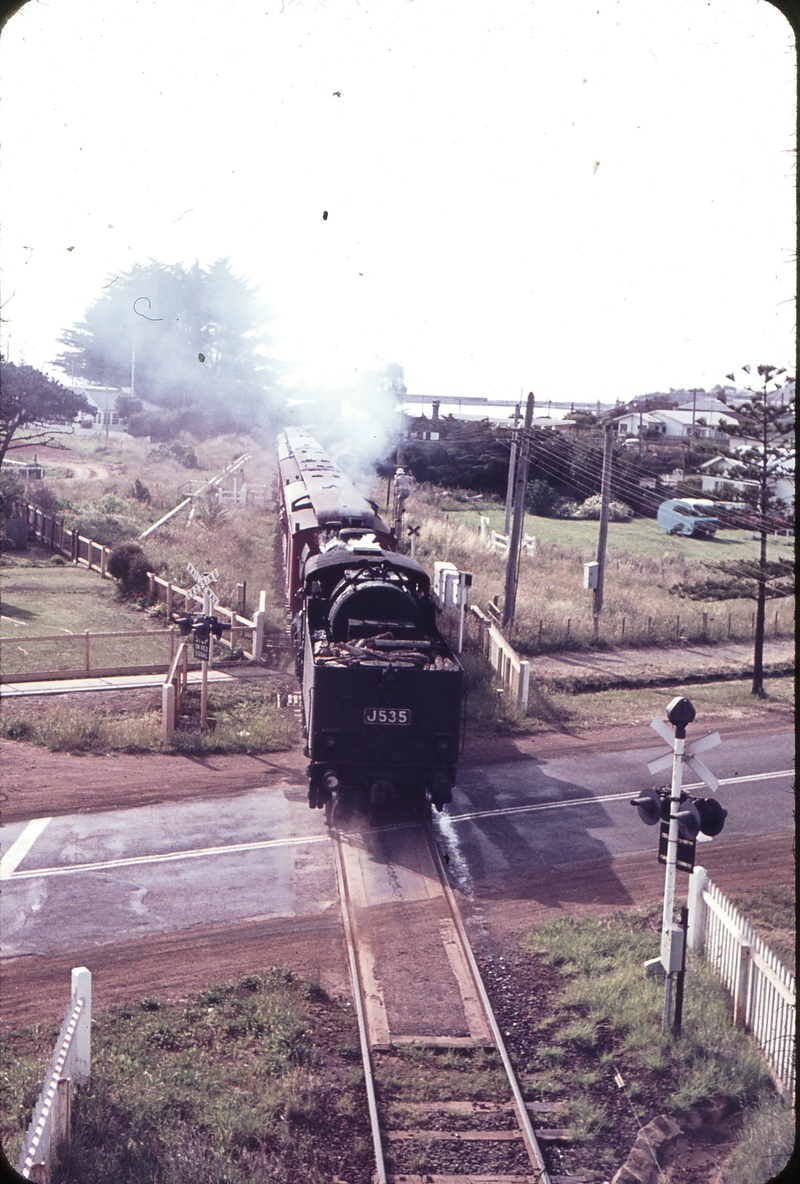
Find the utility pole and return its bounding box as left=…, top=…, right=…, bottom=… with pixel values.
left=592, top=422, right=613, bottom=639
left=503, top=402, right=522, bottom=536
left=502, top=392, right=534, bottom=631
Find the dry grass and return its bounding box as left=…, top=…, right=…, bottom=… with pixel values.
left=404, top=486, right=795, bottom=653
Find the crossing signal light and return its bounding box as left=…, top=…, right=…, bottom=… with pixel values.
left=193, top=617, right=212, bottom=642
left=210, top=616, right=231, bottom=640
left=174, top=613, right=194, bottom=636
left=695, top=796, right=727, bottom=837
left=631, top=786, right=665, bottom=826
left=632, top=787, right=727, bottom=838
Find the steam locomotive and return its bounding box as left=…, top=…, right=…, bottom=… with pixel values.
left=278, top=427, right=463, bottom=819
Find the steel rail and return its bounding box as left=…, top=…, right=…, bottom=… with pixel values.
left=331, top=831, right=388, bottom=1184
left=424, top=823, right=553, bottom=1184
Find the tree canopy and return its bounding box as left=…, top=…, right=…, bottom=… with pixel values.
left=0, top=361, right=92, bottom=466
left=55, top=259, right=284, bottom=440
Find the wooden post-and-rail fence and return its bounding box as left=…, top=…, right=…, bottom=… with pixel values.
left=5, top=498, right=268, bottom=670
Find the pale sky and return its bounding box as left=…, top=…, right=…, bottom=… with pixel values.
left=0, top=0, right=795, bottom=405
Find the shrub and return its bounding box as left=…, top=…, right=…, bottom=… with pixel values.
left=0, top=468, right=25, bottom=509
left=526, top=479, right=557, bottom=516
left=28, top=482, right=62, bottom=514
left=129, top=478, right=152, bottom=503
left=107, top=542, right=153, bottom=598
left=570, top=494, right=633, bottom=522
left=2, top=516, right=29, bottom=549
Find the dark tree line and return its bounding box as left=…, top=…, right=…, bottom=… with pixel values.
left=382, top=415, right=665, bottom=516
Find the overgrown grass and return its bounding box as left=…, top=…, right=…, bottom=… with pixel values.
left=524, top=912, right=788, bottom=1163
left=1, top=969, right=370, bottom=1184
left=405, top=485, right=795, bottom=653
left=0, top=683, right=296, bottom=755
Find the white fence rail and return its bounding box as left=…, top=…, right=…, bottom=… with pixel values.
left=688, top=868, right=795, bottom=1102
left=17, top=969, right=92, bottom=1182
left=470, top=606, right=530, bottom=712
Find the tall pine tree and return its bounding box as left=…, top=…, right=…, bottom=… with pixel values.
left=55, top=260, right=284, bottom=440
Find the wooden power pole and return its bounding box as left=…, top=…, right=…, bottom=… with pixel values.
left=592, top=422, right=613, bottom=637
left=502, top=392, right=534, bottom=631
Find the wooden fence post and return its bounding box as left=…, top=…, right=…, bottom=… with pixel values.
left=71, top=967, right=91, bottom=1083
left=734, top=942, right=752, bottom=1029
left=84, top=631, right=90, bottom=673
left=100, top=547, right=107, bottom=579
left=162, top=683, right=176, bottom=743
left=518, top=660, right=530, bottom=714
left=54, top=1077, right=71, bottom=1146
left=687, top=866, right=708, bottom=953
left=166, top=583, right=173, bottom=617
left=148, top=572, right=156, bottom=603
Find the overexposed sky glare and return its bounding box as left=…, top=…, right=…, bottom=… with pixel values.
left=0, top=0, right=795, bottom=405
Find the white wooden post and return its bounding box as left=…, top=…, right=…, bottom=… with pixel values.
left=518, top=660, right=530, bottom=713
left=253, top=612, right=265, bottom=663
left=71, top=967, right=91, bottom=1083
left=687, top=865, right=708, bottom=953
left=734, top=941, right=751, bottom=1029
left=162, top=683, right=175, bottom=743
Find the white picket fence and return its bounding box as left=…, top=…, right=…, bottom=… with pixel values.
left=16, top=969, right=92, bottom=1182
left=470, top=605, right=530, bottom=712
left=688, top=868, right=796, bottom=1102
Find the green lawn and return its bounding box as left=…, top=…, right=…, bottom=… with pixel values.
left=443, top=504, right=793, bottom=564
left=0, top=558, right=168, bottom=675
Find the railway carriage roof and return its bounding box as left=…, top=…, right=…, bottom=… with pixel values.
left=279, top=427, right=392, bottom=534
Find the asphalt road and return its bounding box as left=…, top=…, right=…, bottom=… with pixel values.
left=1, top=729, right=793, bottom=962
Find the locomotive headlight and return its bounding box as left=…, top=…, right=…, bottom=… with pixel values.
left=323, top=732, right=338, bottom=749
left=436, top=737, right=450, bottom=754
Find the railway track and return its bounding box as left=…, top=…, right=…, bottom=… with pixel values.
left=332, top=813, right=570, bottom=1184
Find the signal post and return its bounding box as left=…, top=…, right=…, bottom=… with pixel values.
left=632, top=696, right=725, bottom=1034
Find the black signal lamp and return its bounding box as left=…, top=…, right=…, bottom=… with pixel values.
left=675, top=800, right=701, bottom=841
left=631, top=786, right=662, bottom=826
left=193, top=617, right=212, bottom=642
left=174, top=613, right=194, bottom=636
left=695, top=797, right=727, bottom=837
left=666, top=696, right=696, bottom=737
left=210, top=616, right=231, bottom=639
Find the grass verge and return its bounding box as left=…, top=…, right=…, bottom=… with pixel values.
left=522, top=911, right=794, bottom=1180
left=1, top=969, right=371, bottom=1184
left=0, top=682, right=297, bottom=755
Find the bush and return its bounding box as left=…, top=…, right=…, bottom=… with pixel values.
left=2, top=516, right=29, bottom=550
left=129, top=478, right=152, bottom=503
left=107, top=542, right=152, bottom=598
left=526, top=479, right=557, bottom=516
left=571, top=494, right=633, bottom=522
left=28, top=482, right=62, bottom=515
left=0, top=468, right=25, bottom=510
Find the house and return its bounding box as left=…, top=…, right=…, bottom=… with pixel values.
left=698, top=452, right=795, bottom=512
left=615, top=407, right=737, bottom=441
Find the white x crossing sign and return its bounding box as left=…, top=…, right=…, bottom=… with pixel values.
left=647, top=717, right=721, bottom=792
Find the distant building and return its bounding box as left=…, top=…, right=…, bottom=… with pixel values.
left=615, top=407, right=737, bottom=441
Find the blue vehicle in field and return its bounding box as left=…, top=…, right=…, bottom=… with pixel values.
left=656, top=498, right=719, bottom=538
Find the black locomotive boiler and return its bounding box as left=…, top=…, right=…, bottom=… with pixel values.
left=278, top=428, right=463, bottom=818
